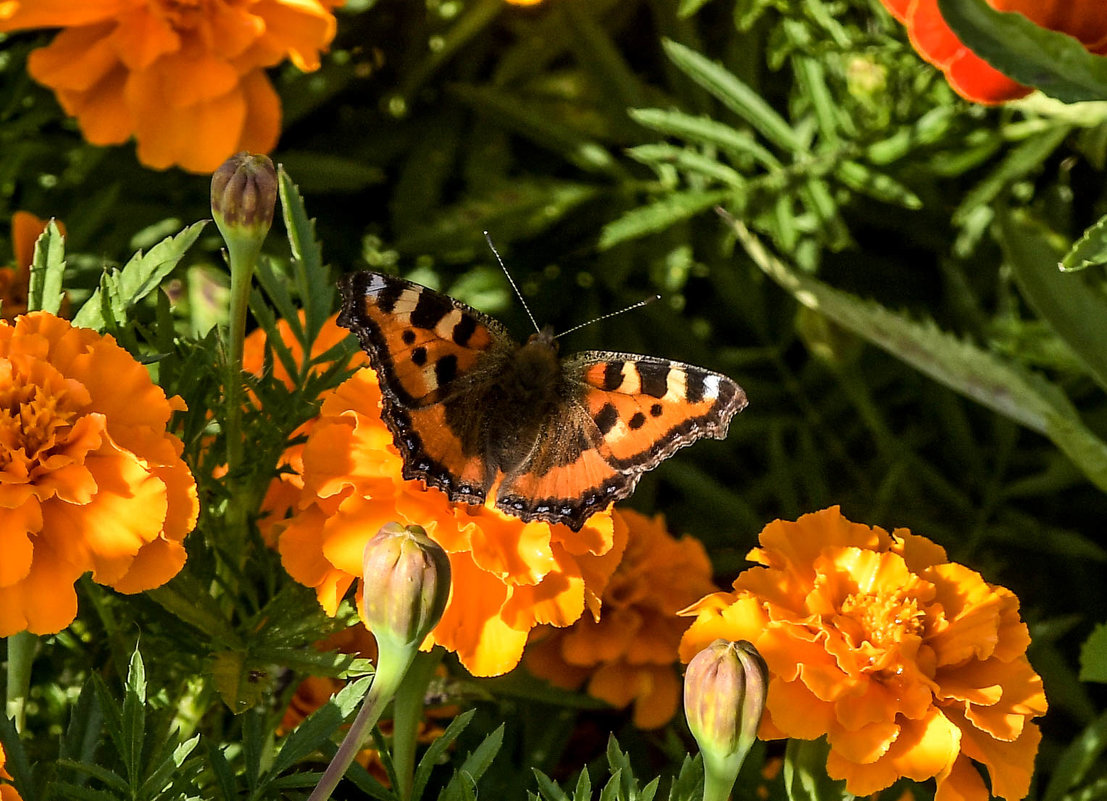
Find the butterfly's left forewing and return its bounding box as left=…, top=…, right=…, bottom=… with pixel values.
left=337, top=271, right=511, bottom=504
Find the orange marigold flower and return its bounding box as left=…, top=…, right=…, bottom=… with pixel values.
left=0, top=312, right=198, bottom=636
left=241, top=313, right=368, bottom=545
left=275, top=366, right=628, bottom=677
left=526, top=509, right=715, bottom=729
left=1, top=212, right=66, bottom=323
left=880, top=0, right=1107, bottom=103
left=680, top=507, right=1047, bottom=801
left=0, top=0, right=343, bottom=173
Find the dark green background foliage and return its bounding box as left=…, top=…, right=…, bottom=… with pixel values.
left=3, top=0, right=1107, bottom=798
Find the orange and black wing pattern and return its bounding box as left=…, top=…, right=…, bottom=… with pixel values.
left=497, top=352, right=746, bottom=530
left=337, top=271, right=512, bottom=505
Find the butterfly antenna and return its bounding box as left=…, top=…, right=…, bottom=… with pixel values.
left=484, top=231, right=541, bottom=335
left=554, top=294, right=662, bottom=340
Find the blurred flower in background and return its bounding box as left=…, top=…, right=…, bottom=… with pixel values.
left=1, top=212, right=65, bottom=323
left=275, top=366, right=628, bottom=677
left=526, top=509, right=715, bottom=729
left=0, top=0, right=343, bottom=172
left=880, top=0, right=1107, bottom=102
left=681, top=507, right=1047, bottom=801
left=0, top=741, right=22, bottom=801
left=0, top=312, right=198, bottom=636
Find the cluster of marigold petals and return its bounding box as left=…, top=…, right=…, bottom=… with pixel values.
left=880, top=0, right=1107, bottom=103
left=0, top=0, right=343, bottom=173
left=0, top=312, right=198, bottom=636
left=270, top=362, right=627, bottom=677
left=526, top=509, right=716, bottom=729
left=680, top=506, right=1047, bottom=801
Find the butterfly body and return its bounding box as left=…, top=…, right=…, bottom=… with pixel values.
left=337, top=270, right=746, bottom=530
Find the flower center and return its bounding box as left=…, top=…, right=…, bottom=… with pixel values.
left=0, top=370, right=78, bottom=470
left=838, top=589, right=924, bottom=673
left=151, top=0, right=211, bottom=31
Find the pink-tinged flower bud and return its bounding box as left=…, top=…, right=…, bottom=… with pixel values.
left=211, top=152, right=277, bottom=239
left=684, top=639, right=767, bottom=800
left=361, top=523, right=451, bottom=649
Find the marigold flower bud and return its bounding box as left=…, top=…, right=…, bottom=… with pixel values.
left=684, top=639, right=768, bottom=801
left=211, top=152, right=277, bottom=239
left=362, top=523, right=452, bottom=650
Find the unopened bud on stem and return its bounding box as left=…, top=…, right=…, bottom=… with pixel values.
left=684, top=639, right=768, bottom=801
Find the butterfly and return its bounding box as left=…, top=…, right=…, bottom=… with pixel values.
left=336, top=271, right=746, bottom=531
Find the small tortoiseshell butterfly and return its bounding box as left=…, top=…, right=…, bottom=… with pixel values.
left=337, top=271, right=746, bottom=531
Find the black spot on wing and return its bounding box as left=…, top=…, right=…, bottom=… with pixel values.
left=685, top=370, right=706, bottom=404
left=650, top=403, right=663, bottom=417
left=411, top=346, right=427, bottom=367
left=435, top=354, right=459, bottom=386
left=629, top=412, right=646, bottom=430
left=452, top=314, right=477, bottom=346
left=377, top=278, right=405, bottom=314
left=402, top=329, right=416, bottom=345
left=409, top=289, right=454, bottom=330
left=638, top=362, right=670, bottom=398
left=602, top=361, right=624, bottom=391
left=594, top=403, right=619, bottom=434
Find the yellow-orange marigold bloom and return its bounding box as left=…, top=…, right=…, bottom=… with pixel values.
left=276, top=366, right=628, bottom=677
left=0, top=0, right=343, bottom=173
left=241, top=313, right=368, bottom=545
left=526, top=509, right=715, bottom=729
left=1, top=212, right=66, bottom=323
left=0, top=312, right=198, bottom=636
left=680, top=507, right=1046, bottom=801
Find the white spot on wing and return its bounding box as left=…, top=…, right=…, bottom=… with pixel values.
left=436, top=308, right=464, bottom=339
left=396, top=287, right=422, bottom=322
left=620, top=362, right=641, bottom=394
left=665, top=369, right=687, bottom=402
left=703, top=374, right=720, bottom=400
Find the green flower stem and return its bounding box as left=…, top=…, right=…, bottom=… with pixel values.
left=222, top=234, right=259, bottom=476
left=391, top=649, right=443, bottom=800
left=701, top=751, right=743, bottom=801
left=5, top=631, right=36, bottom=732
left=307, top=639, right=417, bottom=801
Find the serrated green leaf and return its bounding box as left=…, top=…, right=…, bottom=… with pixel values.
left=1041, top=710, right=1107, bottom=801
left=121, top=647, right=147, bottom=787
left=630, top=107, right=779, bottom=167
left=278, top=166, right=331, bottom=340
left=27, top=219, right=66, bottom=315
left=627, top=144, right=747, bottom=188
left=573, top=768, right=593, bottom=801
left=51, top=776, right=128, bottom=801
left=206, top=740, right=238, bottom=801
left=938, top=0, right=1107, bottom=104
left=727, top=214, right=1107, bottom=494
left=266, top=675, right=373, bottom=778
left=598, top=189, right=732, bottom=251
left=1080, top=624, right=1107, bottom=683
left=833, top=161, right=922, bottom=209
left=1061, top=213, right=1107, bottom=272
left=412, top=709, right=479, bottom=800
left=662, top=40, right=802, bottom=152
left=1000, top=209, right=1107, bottom=392
left=210, top=650, right=268, bottom=715
left=73, top=221, right=206, bottom=330
left=61, top=680, right=104, bottom=769
left=533, top=770, right=572, bottom=801
left=0, top=711, right=33, bottom=795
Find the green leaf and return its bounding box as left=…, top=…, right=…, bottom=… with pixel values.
left=1042, top=710, right=1107, bottom=801
left=209, top=650, right=268, bottom=715
left=833, top=161, right=922, bottom=209
left=1080, top=623, right=1107, bottom=683
left=413, top=709, right=480, bottom=800
left=532, top=770, right=572, bottom=801
left=278, top=165, right=331, bottom=342
left=937, top=0, right=1107, bottom=103
left=999, top=209, right=1107, bottom=394
left=953, top=125, right=1071, bottom=225
left=627, top=144, right=747, bottom=188
left=662, top=39, right=802, bottom=152
left=73, top=221, right=206, bottom=330
left=726, top=214, right=1107, bottom=494
left=1061, top=213, right=1107, bottom=272
left=629, top=107, right=779, bottom=167
left=598, top=189, right=732, bottom=250
left=121, top=646, right=148, bottom=788
left=783, top=739, right=852, bottom=801
left=26, top=219, right=66, bottom=315
left=265, top=675, right=373, bottom=779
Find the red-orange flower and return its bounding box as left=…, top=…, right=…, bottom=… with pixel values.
left=0, top=312, right=198, bottom=636
left=1, top=212, right=66, bottom=323
left=526, top=509, right=715, bottom=729
left=0, top=0, right=343, bottom=173
left=881, top=0, right=1107, bottom=103
left=275, top=366, right=628, bottom=677
left=680, top=507, right=1047, bottom=801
